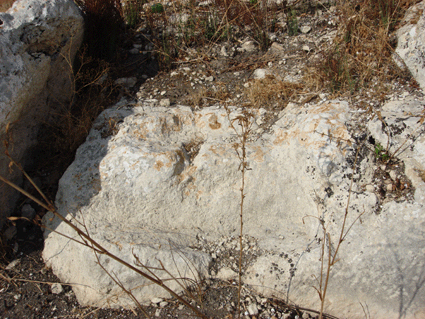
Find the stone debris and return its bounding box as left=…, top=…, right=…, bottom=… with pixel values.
left=51, top=283, right=63, bottom=295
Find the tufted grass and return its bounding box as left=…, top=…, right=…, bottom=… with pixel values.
left=307, top=0, right=422, bottom=96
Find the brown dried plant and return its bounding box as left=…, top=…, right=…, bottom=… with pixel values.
left=304, top=145, right=365, bottom=319
left=308, top=0, right=421, bottom=96
left=246, top=75, right=303, bottom=110
left=225, top=107, right=254, bottom=318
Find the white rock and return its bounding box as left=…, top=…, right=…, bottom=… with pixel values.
left=239, top=40, right=256, bottom=52
left=395, top=1, right=425, bottom=90
left=253, top=68, right=272, bottom=79
left=302, top=45, right=310, bottom=52
left=300, top=26, right=311, bottom=34
left=43, top=100, right=425, bottom=317
left=220, top=46, right=228, bottom=57
left=6, top=259, right=20, bottom=270
left=247, top=302, right=259, bottom=315
left=0, top=0, right=83, bottom=228
left=268, top=42, right=285, bottom=57
left=51, top=283, right=63, bottom=294
left=216, top=267, right=238, bottom=281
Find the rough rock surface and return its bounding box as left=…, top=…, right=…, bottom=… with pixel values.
left=395, top=1, right=425, bottom=90
left=0, top=0, right=83, bottom=226
left=43, top=97, right=425, bottom=317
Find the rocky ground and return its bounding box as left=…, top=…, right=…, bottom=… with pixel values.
left=1, top=0, right=424, bottom=318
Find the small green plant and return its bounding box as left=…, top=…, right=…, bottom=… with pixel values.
left=374, top=142, right=390, bottom=161
left=151, top=3, right=164, bottom=13
left=158, top=31, right=176, bottom=70
left=123, top=0, right=146, bottom=28
left=287, top=7, right=298, bottom=36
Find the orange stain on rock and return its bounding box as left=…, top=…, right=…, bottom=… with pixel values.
left=208, top=113, right=222, bottom=130
left=154, top=160, right=164, bottom=171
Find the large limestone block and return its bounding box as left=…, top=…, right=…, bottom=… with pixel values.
left=0, top=0, right=83, bottom=225
left=43, top=100, right=425, bottom=318
left=395, top=1, right=425, bottom=90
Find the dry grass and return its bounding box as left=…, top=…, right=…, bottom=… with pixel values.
left=139, top=0, right=281, bottom=69
left=246, top=75, right=303, bottom=109
left=307, top=0, right=421, bottom=97
left=185, top=82, right=231, bottom=107
left=44, top=47, right=117, bottom=158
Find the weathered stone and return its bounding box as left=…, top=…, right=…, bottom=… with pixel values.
left=267, top=42, right=285, bottom=57
left=43, top=99, right=425, bottom=318
left=239, top=40, right=256, bottom=53
left=51, top=283, right=63, bottom=294
left=300, top=25, right=311, bottom=34
left=0, top=0, right=84, bottom=227
left=395, top=1, right=425, bottom=90
left=252, top=68, right=272, bottom=79
left=247, top=302, right=259, bottom=315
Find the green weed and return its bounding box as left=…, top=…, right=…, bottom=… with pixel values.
left=287, top=7, right=298, bottom=36
left=374, top=142, right=390, bottom=161
left=151, top=3, right=164, bottom=13
left=123, top=0, right=146, bottom=28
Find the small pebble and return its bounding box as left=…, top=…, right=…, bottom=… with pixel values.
left=300, top=26, right=311, bottom=33
left=247, top=302, right=259, bottom=315
left=6, top=259, right=20, bottom=270
left=51, top=283, right=63, bottom=294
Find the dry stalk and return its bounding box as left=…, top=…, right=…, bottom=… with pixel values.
left=0, top=152, right=208, bottom=319
left=225, top=106, right=254, bottom=318
left=314, top=145, right=365, bottom=319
